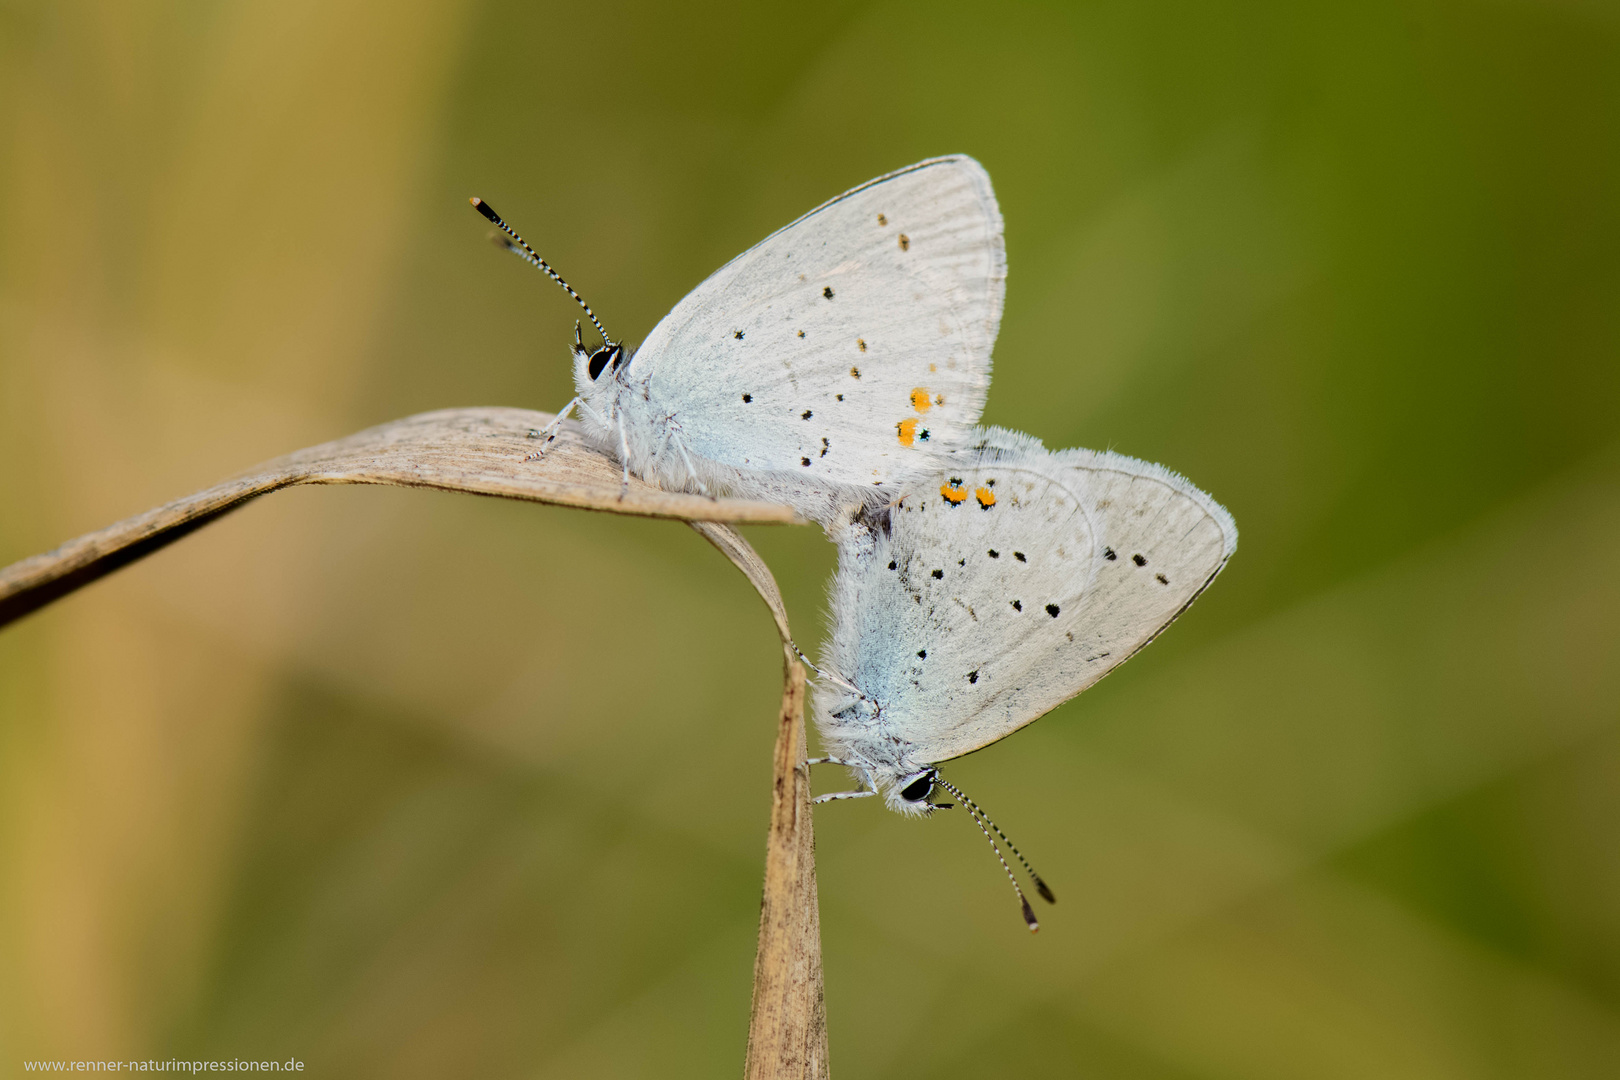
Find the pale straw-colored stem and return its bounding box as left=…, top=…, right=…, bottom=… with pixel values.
left=693, top=523, right=829, bottom=1078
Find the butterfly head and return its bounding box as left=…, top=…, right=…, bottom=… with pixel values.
left=885, top=767, right=950, bottom=817
left=572, top=323, right=627, bottom=385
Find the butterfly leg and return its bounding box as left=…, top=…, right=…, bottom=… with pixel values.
left=812, top=790, right=876, bottom=805
left=672, top=436, right=716, bottom=500
left=793, top=650, right=868, bottom=700
left=521, top=397, right=580, bottom=462
left=616, top=416, right=633, bottom=499
left=805, top=757, right=879, bottom=806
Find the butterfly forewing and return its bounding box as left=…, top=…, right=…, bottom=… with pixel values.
left=633, top=156, right=1005, bottom=486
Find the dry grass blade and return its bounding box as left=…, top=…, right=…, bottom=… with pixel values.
left=693, top=523, right=829, bottom=1079
left=1, top=410, right=828, bottom=1075
left=0, top=407, right=798, bottom=628
left=743, top=660, right=829, bottom=1080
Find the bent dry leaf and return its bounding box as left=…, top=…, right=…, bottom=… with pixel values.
left=0, top=405, right=829, bottom=1075
left=0, top=406, right=798, bottom=629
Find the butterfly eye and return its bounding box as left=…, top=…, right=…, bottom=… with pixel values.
left=587, top=345, right=621, bottom=380
left=898, top=772, right=934, bottom=803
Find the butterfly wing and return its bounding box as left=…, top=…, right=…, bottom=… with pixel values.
left=827, top=429, right=1236, bottom=765
left=629, top=156, right=1004, bottom=489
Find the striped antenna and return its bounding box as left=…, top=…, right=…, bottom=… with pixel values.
left=469, top=197, right=613, bottom=347
left=932, top=775, right=1055, bottom=931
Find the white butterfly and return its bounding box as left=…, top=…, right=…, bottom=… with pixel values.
left=807, top=427, right=1236, bottom=926
left=813, top=424, right=1236, bottom=800
left=476, top=156, right=1006, bottom=526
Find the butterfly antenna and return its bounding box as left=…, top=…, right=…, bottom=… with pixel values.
left=469, top=197, right=614, bottom=347
left=933, top=776, right=1056, bottom=919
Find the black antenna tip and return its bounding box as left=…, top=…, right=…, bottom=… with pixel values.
left=1021, top=897, right=1040, bottom=932
left=1034, top=877, right=1056, bottom=904
left=469, top=197, right=499, bottom=222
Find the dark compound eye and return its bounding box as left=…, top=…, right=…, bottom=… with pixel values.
left=899, top=774, right=933, bottom=802
left=587, top=345, right=621, bottom=380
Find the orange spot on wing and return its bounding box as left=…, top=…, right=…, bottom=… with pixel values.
left=940, top=483, right=969, bottom=505
left=974, top=487, right=996, bottom=509
left=896, top=418, right=918, bottom=446
left=910, top=388, right=933, bottom=412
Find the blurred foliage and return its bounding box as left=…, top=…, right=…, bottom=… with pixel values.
left=2, top=0, right=1618, bottom=1077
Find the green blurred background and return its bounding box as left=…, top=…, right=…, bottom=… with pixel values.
left=2, top=0, right=1618, bottom=1076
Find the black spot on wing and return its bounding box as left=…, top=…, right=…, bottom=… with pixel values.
left=967, top=670, right=978, bottom=684
left=931, top=569, right=943, bottom=579
left=888, top=560, right=897, bottom=570
left=801, top=410, right=813, bottom=420
left=1103, top=547, right=1117, bottom=561
left=733, top=330, right=744, bottom=340
left=1132, top=553, right=1147, bottom=566
left=917, top=649, right=926, bottom=659
left=1156, top=573, right=1169, bottom=584
left=1011, top=600, right=1021, bottom=611
left=801, top=457, right=811, bottom=467
left=988, top=549, right=999, bottom=558
left=1014, top=552, right=1026, bottom=563
left=1046, top=604, right=1060, bottom=617
left=741, top=393, right=751, bottom=403
left=823, top=286, right=835, bottom=299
